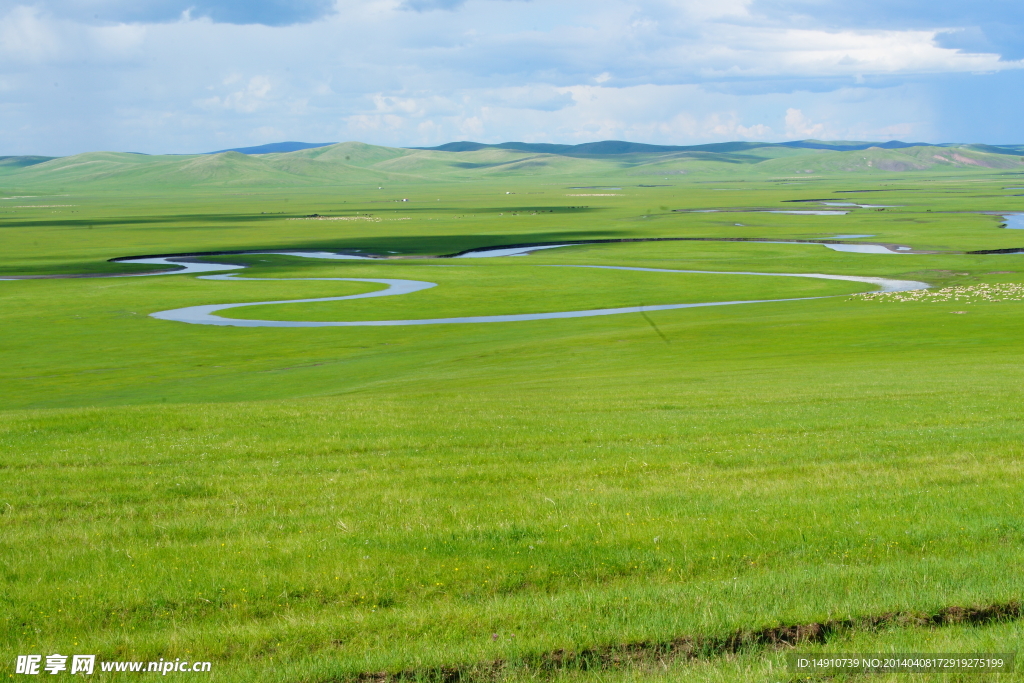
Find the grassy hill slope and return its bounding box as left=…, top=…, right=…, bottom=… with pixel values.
left=0, top=155, right=56, bottom=173
left=757, top=145, right=1024, bottom=175
left=3, top=141, right=1023, bottom=192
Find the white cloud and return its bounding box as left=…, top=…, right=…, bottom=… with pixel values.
left=195, top=75, right=273, bottom=112
left=319, top=82, right=929, bottom=148
left=0, top=6, right=63, bottom=63
left=89, top=22, right=146, bottom=56
left=0, top=0, right=1020, bottom=154
left=784, top=108, right=826, bottom=138
left=0, top=0, right=339, bottom=26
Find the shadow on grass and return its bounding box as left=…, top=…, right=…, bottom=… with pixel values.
left=108, top=230, right=635, bottom=262
left=0, top=213, right=305, bottom=230
left=0, top=206, right=604, bottom=231
left=0, top=259, right=172, bottom=277
left=357, top=601, right=1023, bottom=683
left=3, top=230, right=634, bottom=276
left=346, top=206, right=604, bottom=214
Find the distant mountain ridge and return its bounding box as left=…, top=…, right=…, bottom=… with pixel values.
left=411, top=139, right=1024, bottom=156
left=4, top=139, right=1023, bottom=160
left=207, top=141, right=337, bottom=155
left=3, top=139, right=1024, bottom=190
left=0, top=155, right=56, bottom=169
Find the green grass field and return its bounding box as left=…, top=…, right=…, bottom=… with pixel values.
left=3, top=151, right=1024, bottom=681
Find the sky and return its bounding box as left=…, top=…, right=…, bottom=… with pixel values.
left=1, top=0, right=1022, bottom=155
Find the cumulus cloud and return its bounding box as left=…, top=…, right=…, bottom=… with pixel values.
left=784, top=108, right=826, bottom=138
left=749, top=0, right=1024, bottom=59
left=0, top=0, right=1021, bottom=154
left=400, top=0, right=534, bottom=12
left=0, top=6, right=63, bottom=62
left=400, top=0, right=469, bottom=10
left=0, top=0, right=336, bottom=26
left=196, top=75, right=274, bottom=113
left=0, top=5, right=146, bottom=64
left=330, top=82, right=930, bottom=148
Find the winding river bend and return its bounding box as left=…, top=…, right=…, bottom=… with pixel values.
left=107, top=245, right=928, bottom=328
left=2, top=240, right=934, bottom=327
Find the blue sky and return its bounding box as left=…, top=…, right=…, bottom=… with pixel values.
left=0, top=0, right=1021, bottom=155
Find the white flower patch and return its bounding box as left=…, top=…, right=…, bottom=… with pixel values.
left=856, top=283, right=1024, bottom=304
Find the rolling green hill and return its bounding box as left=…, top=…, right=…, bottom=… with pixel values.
left=754, top=145, right=1024, bottom=174
left=3, top=140, right=1023, bottom=191
left=0, top=155, right=55, bottom=173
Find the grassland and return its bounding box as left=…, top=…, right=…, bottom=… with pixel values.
left=2, top=149, right=1024, bottom=681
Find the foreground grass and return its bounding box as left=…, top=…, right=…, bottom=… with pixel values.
left=2, top=170, right=1024, bottom=680
left=4, top=352, right=1024, bottom=679
left=494, top=619, right=1024, bottom=682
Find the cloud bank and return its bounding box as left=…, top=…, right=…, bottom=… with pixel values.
left=1, top=0, right=1021, bottom=154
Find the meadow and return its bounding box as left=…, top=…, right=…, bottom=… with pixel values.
left=2, top=153, right=1024, bottom=681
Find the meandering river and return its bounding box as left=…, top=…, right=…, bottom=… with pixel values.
left=125, top=248, right=928, bottom=328
left=2, top=240, right=935, bottom=327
